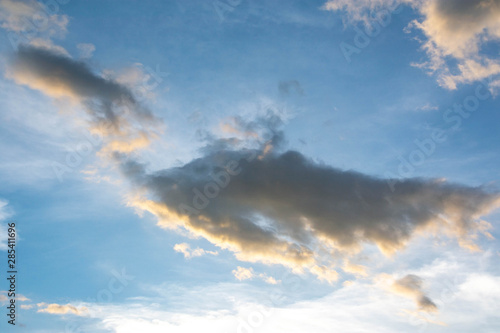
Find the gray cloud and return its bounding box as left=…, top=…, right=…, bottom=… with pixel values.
left=5, top=44, right=499, bottom=283
left=393, top=274, right=438, bottom=312
left=121, top=121, right=500, bottom=278
left=6, top=45, right=161, bottom=153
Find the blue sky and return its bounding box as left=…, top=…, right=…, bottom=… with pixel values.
left=0, top=0, right=500, bottom=332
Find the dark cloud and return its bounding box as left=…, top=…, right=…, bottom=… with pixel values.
left=12, top=45, right=130, bottom=101
left=7, top=45, right=161, bottom=152
left=433, top=0, right=500, bottom=24
left=122, top=126, right=500, bottom=276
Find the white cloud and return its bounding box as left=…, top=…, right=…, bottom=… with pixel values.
left=232, top=266, right=281, bottom=284
left=232, top=266, right=255, bottom=281
left=417, top=103, right=439, bottom=111
left=0, top=0, right=69, bottom=46
left=0, top=199, right=11, bottom=221
left=29, top=37, right=70, bottom=56
left=310, top=265, right=339, bottom=284
left=0, top=0, right=42, bottom=32
left=37, top=302, right=88, bottom=316
left=261, top=275, right=280, bottom=285
left=43, top=255, right=500, bottom=332
left=322, top=0, right=406, bottom=25
left=324, top=0, right=500, bottom=89
left=173, top=243, right=218, bottom=259
left=0, top=291, right=28, bottom=304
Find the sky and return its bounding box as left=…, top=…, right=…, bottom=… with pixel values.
left=0, top=0, right=500, bottom=332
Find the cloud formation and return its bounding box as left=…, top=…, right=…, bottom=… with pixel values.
left=232, top=266, right=280, bottom=284
left=37, top=302, right=88, bottom=316
left=324, top=0, right=500, bottom=90
left=123, top=134, right=500, bottom=279
left=6, top=45, right=162, bottom=154
left=392, top=274, right=438, bottom=312
left=77, top=43, right=96, bottom=59
left=411, top=0, right=500, bottom=89
left=233, top=266, right=255, bottom=281
left=323, top=0, right=406, bottom=24
left=0, top=291, right=29, bottom=303
left=5, top=45, right=499, bottom=284
left=0, top=0, right=69, bottom=46
left=173, top=243, right=218, bottom=258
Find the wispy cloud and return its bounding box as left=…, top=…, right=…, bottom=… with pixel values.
left=324, top=0, right=500, bottom=90
left=173, top=243, right=218, bottom=259
left=34, top=255, right=500, bottom=332
left=0, top=0, right=69, bottom=47
left=232, top=266, right=255, bottom=281
left=232, top=266, right=280, bottom=284
left=77, top=43, right=96, bottom=59
left=37, top=302, right=88, bottom=316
